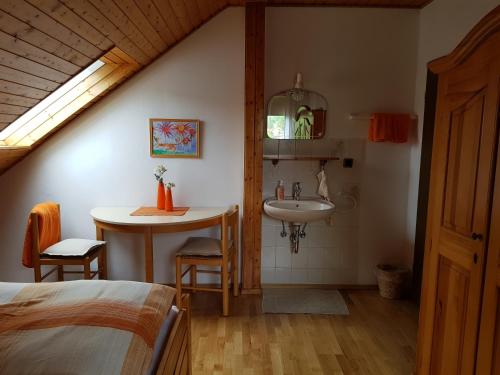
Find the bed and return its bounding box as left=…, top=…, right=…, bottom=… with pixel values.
left=0, top=280, right=191, bottom=375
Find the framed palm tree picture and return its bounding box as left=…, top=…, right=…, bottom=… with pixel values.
left=149, top=118, right=200, bottom=158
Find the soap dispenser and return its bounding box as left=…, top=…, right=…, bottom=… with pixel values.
left=276, top=180, right=285, bottom=200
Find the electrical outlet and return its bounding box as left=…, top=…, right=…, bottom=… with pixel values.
left=343, top=158, right=354, bottom=168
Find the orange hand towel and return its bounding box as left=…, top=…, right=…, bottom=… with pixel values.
left=368, top=113, right=411, bottom=143
left=22, top=202, right=61, bottom=268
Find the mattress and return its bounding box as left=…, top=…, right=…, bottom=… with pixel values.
left=0, top=280, right=178, bottom=375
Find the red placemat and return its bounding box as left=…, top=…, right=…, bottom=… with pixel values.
left=130, top=207, right=190, bottom=216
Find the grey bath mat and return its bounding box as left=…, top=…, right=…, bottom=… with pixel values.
left=262, top=288, right=349, bottom=315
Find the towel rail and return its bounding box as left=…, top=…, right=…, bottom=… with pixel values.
left=348, top=113, right=418, bottom=121
left=263, top=154, right=340, bottom=166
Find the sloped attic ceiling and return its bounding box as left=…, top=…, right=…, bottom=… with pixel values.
left=0, top=0, right=432, bottom=175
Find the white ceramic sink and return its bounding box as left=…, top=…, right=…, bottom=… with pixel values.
left=263, top=198, right=335, bottom=224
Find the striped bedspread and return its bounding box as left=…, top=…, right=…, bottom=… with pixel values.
left=0, top=280, right=177, bottom=375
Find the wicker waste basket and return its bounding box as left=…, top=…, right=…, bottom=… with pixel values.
left=376, top=264, right=409, bottom=299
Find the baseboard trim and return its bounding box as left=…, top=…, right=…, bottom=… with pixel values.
left=262, top=283, right=378, bottom=290
left=164, top=283, right=262, bottom=295
left=163, top=283, right=377, bottom=292
left=240, top=288, right=262, bottom=295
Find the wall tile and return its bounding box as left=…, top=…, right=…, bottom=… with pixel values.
left=262, top=225, right=276, bottom=247
left=262, top=214, right=280, bottom=227
left=291, top=248, right=309, bottom=268
left=263, top=138, right=279, bottom=154
left=307, top=269, right=324, bottom=284
left=308, top=225, right=335, bottom=247
left=323, top=247, right=341, bottom=269
left=307, top=247, right=324, bottom=268
left=261, top=139, right=362, bottom=284
left=340, top=243, right=358, bottom=269
left=322, top=269, right=337, bottom=284
left=291, top=268, right=309, bottom=283
left=262, top=267, right=275, bottom=283
left=276, top=229, right=291, bottom=247
left=276, top=246, right=292, bottom=267
left=295, top=141, right=313, bottom=156
left=275, top=267, right=292, bottom=283
left=261, top=246, right=276, bottom=268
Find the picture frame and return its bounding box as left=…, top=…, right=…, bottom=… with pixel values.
left=149, top=118, right=200, bottom=158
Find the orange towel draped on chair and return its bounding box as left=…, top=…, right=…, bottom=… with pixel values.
left=368, top=113, right=411, bottom=143
left=22, top=202, right=61, bottom=268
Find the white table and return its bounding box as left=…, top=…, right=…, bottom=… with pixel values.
left=90, top=206, right=227, bottom=283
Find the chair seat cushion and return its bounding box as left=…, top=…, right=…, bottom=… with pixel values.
left=41, top=239, right=106, bottom=258
left=176, top=237, right=230, bottom=257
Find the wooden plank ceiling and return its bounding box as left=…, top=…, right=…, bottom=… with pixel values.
left=0, top=0, right=432, bottom=174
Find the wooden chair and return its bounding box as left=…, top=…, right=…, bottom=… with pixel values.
left=27, top=203, right=107, bottom=282
left=175, top=205, right=239, bottom=316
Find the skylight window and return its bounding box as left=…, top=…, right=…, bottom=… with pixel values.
left=0, top=47, right=139, bottom=149
left=0, top=60, right=104, bottom=144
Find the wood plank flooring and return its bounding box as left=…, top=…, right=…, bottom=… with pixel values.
left=191, top=290, right=418, bottom=374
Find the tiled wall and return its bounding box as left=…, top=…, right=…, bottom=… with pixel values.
left=261, top=138, right=364, bottom=284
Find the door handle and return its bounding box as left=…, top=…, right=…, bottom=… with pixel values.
left=471, top=232, right=483, bottom=241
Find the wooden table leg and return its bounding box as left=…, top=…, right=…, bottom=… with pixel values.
left=95, top=224, right=108, bottom=280
left=96, top=224, right=104, bottom=241
left=144, top=226, right=154, bottom=283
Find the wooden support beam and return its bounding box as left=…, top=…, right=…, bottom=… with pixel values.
left=242, top=2, right=264, bottom=293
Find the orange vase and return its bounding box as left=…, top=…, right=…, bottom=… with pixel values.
left=165, top=188, right=173, bottom=212
left=157, top=182, right=165, bottom=210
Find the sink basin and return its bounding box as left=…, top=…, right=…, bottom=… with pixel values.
left=263, top=198, right=335, bottom=224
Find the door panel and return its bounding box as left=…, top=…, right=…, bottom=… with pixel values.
left=443, top=92, right=485, bottom=236
left=417, top=36, right=500, bottom=375
left=423, top=81, right=492, bottom=375
left=492, top=298, right=500, bottom=373
left=476, top=264, right=500, bottom=374
left=476, top=105, right=500, bottom=375
left=430, top=257, right=469, bottom=374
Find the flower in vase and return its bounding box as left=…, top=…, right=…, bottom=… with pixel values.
left=154, top=165, right=167, bottom=183
left=165, top=182, right=175, bottom=189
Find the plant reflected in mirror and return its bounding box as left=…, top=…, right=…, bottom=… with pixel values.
left=266, top=74, right=327, bottom=140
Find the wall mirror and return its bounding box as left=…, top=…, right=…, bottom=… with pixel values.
left=266, top=73, right=328, bottom=140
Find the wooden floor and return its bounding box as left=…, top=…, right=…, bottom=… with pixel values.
left=190, top=289, right=419, bottom=374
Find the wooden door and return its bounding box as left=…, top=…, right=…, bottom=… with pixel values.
left=476, top=105, right=500, bottom=375
left=416, top=31, right=500, bottom=375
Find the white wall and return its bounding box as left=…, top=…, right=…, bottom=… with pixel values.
left=0, top=8, right=245, bottom=283
left=262, top=7, right=418, bottom=284
left=407, top=0, right=499, bottom=259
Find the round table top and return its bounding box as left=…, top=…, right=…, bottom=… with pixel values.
left=90, top=206, right=228, bottom=226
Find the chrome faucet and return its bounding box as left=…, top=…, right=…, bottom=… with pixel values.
left=292, top=182, right=302, bottom=200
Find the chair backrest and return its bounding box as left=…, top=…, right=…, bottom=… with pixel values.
left=30, top=202, right=61, bottom=253
left=23, top=202, right=61, bottom=268
left=221, top=205, right=239, bottom=257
